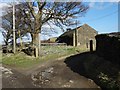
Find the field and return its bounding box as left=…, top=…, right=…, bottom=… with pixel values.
left=2, top=46, right=88, bottom=69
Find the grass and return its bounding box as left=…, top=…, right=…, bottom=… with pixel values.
left=2, top=46, right=85, bottom=69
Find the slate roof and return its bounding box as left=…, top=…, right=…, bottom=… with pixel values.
left=59, top=24, right=97, bottom=38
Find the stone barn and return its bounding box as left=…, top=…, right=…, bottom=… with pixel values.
left=56, top=24, right=98, bottom=49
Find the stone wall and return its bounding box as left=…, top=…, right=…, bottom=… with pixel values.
left=95, top=32, right=120, bottom=65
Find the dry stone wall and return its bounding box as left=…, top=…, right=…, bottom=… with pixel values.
left=95, top=32, right=120, bottom=65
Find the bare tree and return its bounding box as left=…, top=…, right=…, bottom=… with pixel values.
left=20, top=1, right=89, bottom=56
left=2, top=1, right=89, bottom=56
left=1, top=4, right=30, bottom=46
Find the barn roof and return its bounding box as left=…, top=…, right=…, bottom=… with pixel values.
left=59, top=24, right=97, bottom=38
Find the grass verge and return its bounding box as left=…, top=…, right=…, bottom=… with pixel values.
left=2, top=46, right=85, bottom=69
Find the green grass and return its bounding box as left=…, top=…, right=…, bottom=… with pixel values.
left=2, top=46, right=83, bottom=69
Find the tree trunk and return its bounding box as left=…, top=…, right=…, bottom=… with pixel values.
left=5, top=41, right=8, bottom=53
left=31, top=33, right=39, bottom=57
left=38, top=33, right=41, bottom=56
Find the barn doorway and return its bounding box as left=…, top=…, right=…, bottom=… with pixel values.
left=90, top=40, right=93, bottom=52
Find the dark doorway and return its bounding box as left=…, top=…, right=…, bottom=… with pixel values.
left=90, top=40, right=93, bottom=52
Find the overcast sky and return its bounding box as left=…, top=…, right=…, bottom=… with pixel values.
left=0, top=1, right=119, bottom=44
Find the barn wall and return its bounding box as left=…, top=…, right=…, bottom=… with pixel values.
left=95, top=33, right=120, bottom=65
left=58, top=35, right=73, bottom=46
left=57, top=24, right=98, bottom=48
left=77, top=26, right=97, bottom=50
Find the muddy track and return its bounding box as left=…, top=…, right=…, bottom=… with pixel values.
left=2, top=55, right=101, bottom=89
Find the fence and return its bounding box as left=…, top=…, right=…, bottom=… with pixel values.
left=41, top=43, right=67, bottom=46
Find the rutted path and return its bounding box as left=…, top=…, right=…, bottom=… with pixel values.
left=2, top=58, right=101, bottom=89
left=2, top=66, right=35, bottom=88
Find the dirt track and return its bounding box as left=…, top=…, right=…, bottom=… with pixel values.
left=2, top=56, right=101, bottom=89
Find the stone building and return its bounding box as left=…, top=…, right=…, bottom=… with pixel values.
left=56, top=24, right=98, bottom=49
